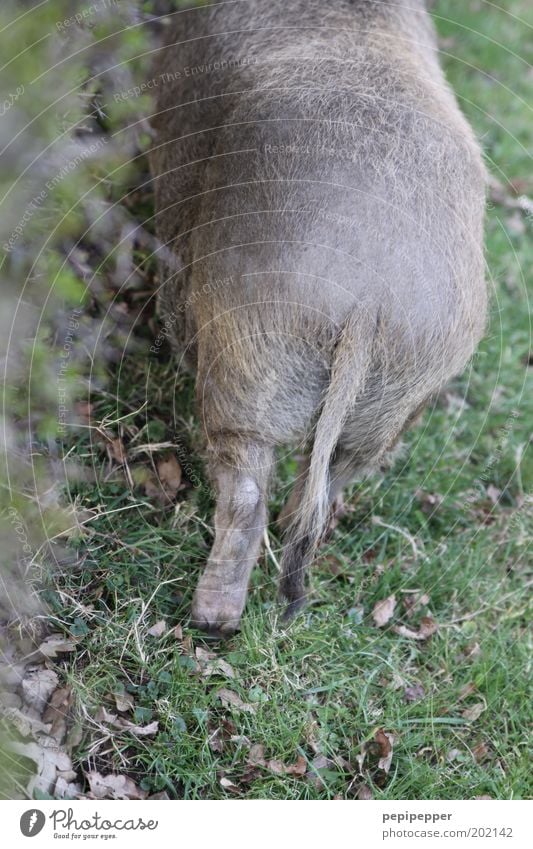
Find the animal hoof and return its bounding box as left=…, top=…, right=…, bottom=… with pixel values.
left=190, top=591, right=243, bottom=637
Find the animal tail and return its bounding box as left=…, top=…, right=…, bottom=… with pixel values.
left=279, top=308, right=376, bottom=617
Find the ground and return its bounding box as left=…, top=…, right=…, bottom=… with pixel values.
left=20, top=0, right=533, bottom=799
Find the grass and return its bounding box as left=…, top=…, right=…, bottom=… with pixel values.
left=41, top=0, right=532, bottom=800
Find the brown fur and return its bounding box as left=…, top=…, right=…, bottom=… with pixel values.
left=148, top=0, right=487, bottom=632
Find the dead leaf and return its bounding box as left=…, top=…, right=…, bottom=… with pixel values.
left=394, top=616, right=437, bottom=641
left=8, top=740, right=73, bottom=797
left=217, top=688, right=257, bottom=714
left=0, top=706, right=51, bottom=738
left=36, top=635, right=76, bottom=659
left=248, top=744, right=306, bottom=777
left=0, top=690, right=22, bottom=709
left=404, top=683, right=425, bottom=703
left=21, top=667, right=59, bottom=714
left=419, top=617, right=438, bottom=638
left=375, top=729, right=395, bottom=774
left=42, top=687, right=72, bottom=744
left=55, top=776, right=83, bottom=799
left=157, top=455, right=182, bottom=500
left=195, top=647, right=235, bottom=679
left=372, top=595, right=396, bottom=627
left=112, top=718, right=159, bottom=737
left=96, top=706, right=159, bottom=737
left=267, top=755, right=307, bottom=776
left=462, top=702, right=486, bottom=722
left=472, top=741, right=490, bottom=763
left=248, top=743, right=266, bottom=765
left=147, top=620, right=167, bottom=637
left=87, top=771, right=147, bottom=800
left=113, top=691, right=134, bottom=713
left=219, top=776, right=238, bottom=791
left=181, top=634, right=194, bottom=655
left=173, top=624, right=183, bottom=640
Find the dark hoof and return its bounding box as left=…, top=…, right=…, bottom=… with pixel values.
left=190, top=616, right=239, bottom=639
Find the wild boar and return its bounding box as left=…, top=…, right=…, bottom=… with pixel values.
left=148, top=0, right=487, bottom=633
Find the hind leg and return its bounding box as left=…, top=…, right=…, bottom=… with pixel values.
left=191, top=436, right=274, bottom=635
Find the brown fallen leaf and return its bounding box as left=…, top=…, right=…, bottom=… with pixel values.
left=87, top=771, right=147, bottom=800
left=55, top=776, right=84, bottom=799
left=394, top=616, right=437, bottom=641
left=217, top=688, right=257, bottom=714
left=96, top=706, right=159, bottom=737
left=462, top=702, right=486, bottom=722
left=113, top=690, right=135, bottom=713
left=267, top=755, right=307, bottom=776
left=147, top=620, right=167, bottom=637
left=21, top=667, right=59, bottom=714
left=9, top=740, right=74, bottom=797
left=419, top=616, right=438, bottom=638
left=1, top=706, right=51, bottom=738
left=111, top=718, right=159, bottom=737
left=248, top=743, right=266, bottom=765
left=195, top=647, right=235, bottom=679
left=42, top=687, right=72, bottom=744
left=36, top=635, right=77, bottom=659
left=372, top=595, right=396, bottom=627
left=0, top=690, right=22, bottom=709
left=156, top=455, right=182, bottom=500
left=472, top=741, right=491, bottom=763
left=173, top=624, right=183, bottom=640
left=247, top=744, right=306, bottom=777
left=375, top=729, right=395, bottom=774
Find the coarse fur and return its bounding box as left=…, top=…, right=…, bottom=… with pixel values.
left=148, top=0, right=487, bottom=632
